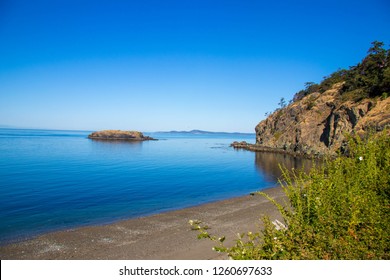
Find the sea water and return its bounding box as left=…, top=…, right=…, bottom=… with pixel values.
left=0, top=128, right=312, bottom=244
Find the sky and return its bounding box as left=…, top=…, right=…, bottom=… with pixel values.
left=0, top=0, right=389, bottom=132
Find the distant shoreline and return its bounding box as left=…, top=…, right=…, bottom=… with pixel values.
left=156, top=129, right=255, bottom=135
left=0, top=127, right=255, bottom=135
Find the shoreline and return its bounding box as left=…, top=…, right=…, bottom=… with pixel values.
left=231, top=141, right=327, bottom=159
left=0, top=186, right=286, bottom=260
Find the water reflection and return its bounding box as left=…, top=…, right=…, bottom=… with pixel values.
left=88, top=139, right=143, bottom=150
left=255, top=152, right=318, bottom=182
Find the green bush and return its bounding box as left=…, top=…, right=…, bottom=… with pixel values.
left=293, top=41, right=389, bottom=103
left=191, top=130, right=390, bottom=259
left=305, top=96, right=317, bottom=110
left=273, top=131, right=282, bottom=141
left=340, top=88, right=368, bottom=102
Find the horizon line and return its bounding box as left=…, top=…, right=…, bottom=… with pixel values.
left=0, top=126, right=255, bottom=134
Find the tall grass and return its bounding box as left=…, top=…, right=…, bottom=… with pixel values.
left=191, top=130, right=390, bottom=259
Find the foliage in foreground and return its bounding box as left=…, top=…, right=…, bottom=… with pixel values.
left=190, top=131, right=390, bottom=259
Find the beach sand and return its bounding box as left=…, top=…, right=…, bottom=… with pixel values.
left=0, top=186, right=285, bottom=260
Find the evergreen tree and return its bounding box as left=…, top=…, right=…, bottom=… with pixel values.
left=293, top=41, right=389, bottom=102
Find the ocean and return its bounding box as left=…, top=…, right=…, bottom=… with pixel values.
left=0, top=128, right=312, bottom=244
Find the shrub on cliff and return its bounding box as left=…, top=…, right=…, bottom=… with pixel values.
left=343, top=41, right=390, bottom=99
left=293, top=41, right=389, bottom=102
left=191, top=130, right=390, bottom=259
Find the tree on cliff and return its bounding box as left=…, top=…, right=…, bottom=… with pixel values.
left=278, top=98, right=287, bottom=109
left=293, top=41, right=390, bottom=102
left=293, top=82, right=320, bottom=101
left=341, top=41, right=389, bottom=99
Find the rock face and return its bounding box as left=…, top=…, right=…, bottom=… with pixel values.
left=88, top=130, right=156, bottom=141
left=255, top=83, right=390, bottom=158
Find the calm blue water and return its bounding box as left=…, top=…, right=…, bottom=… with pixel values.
left=0, top=128, right=310, bottom=244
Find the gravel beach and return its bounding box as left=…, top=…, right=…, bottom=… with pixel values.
left=0, top=186, right=285, bottom=260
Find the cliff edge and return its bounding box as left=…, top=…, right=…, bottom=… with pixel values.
left=253, top=42, right=390, bottom=158
left=255, top=83, right=389, bottom=157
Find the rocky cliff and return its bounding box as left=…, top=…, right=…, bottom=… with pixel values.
left=254, top=83, right=390, bottom=158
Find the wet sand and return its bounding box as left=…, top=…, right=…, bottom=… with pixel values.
left=0, top=186, right=286, bottom=260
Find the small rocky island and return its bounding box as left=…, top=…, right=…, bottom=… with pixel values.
left=88, top=130, right=156, bottom=141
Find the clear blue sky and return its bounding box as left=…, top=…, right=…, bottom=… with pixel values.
left=0, top=0, right=389, bottom=132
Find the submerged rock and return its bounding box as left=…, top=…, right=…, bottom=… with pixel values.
left=88, top=130, right=156, bottom=141
left=230, top=141, right=249, bottom=147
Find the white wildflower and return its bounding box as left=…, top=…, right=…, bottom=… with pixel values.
left=359, top=156, right=363, bottom=161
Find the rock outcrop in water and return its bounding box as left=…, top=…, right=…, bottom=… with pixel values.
left=88, top=130, right=156, bottom=141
